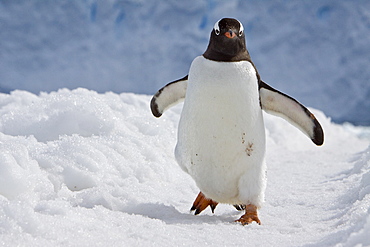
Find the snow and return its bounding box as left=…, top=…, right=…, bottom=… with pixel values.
left=0, top=88, right=369, bottom=246
left=1, top=1, right=370, bottom=124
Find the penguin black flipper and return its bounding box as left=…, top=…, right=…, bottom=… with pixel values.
left=150, top=75, right=188, bottom=117
left=259, top=80, right=324, bottom=146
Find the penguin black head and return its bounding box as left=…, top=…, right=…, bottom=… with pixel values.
left=203, top=18, right=251, bottom=62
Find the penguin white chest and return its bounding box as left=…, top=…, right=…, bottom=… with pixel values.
left=175, top=56, right=266, bottom=205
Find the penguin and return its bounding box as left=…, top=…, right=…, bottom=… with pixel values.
left=150, top=18, right=324, bottom=225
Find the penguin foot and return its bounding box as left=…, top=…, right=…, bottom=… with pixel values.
left=190, top=192, right=218, bottom=215
left=235, top=204, right=261, bottom=225
left=233, top=204, right=246, bottom=211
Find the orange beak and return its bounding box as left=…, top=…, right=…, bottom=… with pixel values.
left=224, top=30, right=236, bottom=39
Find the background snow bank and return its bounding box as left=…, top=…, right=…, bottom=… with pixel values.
left=0, top=89, right=369, bottom=246
left=1, top=1, right=370, bottom=125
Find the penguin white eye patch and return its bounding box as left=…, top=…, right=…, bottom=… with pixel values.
left=238, top=20, right=244, bottom=34
left=213, top=19, right=244, bottom=36
left=214, top=20, right=220, bottom=35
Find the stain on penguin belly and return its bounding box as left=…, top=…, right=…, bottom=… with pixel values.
left=241, top=133, right=254, bottom=156
left=245, top=142, right=254, bottom=156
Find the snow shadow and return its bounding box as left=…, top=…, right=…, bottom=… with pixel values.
left=124, top=203, right=238, bottom=225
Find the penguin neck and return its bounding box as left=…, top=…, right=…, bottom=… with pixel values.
left=203, top=48, right=251, bottom=63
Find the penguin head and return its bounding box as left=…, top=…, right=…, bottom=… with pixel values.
left=203, top=18, right=250, bottom=62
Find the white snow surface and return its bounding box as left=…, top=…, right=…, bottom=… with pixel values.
left=0, top=88, right=369, bottom=246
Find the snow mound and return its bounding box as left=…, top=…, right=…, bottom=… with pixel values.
left=0, top=89, right=369, bottom=246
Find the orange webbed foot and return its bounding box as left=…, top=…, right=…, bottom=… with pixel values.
left=190, top=192, right=218, bottom=215
left=235, top=204, right=261, bottom=225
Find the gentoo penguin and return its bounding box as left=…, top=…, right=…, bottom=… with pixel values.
left=150, top=18, right=324, bottom=225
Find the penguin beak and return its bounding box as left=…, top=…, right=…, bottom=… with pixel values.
left=224, top=30, right=236, bottom=39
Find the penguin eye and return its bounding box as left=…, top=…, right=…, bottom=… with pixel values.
left=239, top=30, right=243, bottom=36
left=214, top=28, right=220, bottom=35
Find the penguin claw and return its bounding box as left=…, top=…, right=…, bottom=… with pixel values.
left=235, top=204, right=261, bottom=225
left=210, top=203, right=217, bottom=214
left=190, top=192, right=218, bottom=215
left=233, top=204, right=246, bottom=211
